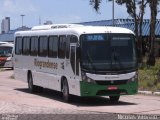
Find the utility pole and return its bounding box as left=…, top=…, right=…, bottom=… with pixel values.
left=112, top=0, right=115, bottom=26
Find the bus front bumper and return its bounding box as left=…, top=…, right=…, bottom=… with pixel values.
left=80, top=81, right=138, bottom=97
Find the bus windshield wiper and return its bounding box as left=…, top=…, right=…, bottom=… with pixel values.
left=86, top=51, right=97, bottom=72
left=112, top=48, right=124, bottom=71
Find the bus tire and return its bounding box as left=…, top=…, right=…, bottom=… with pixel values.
left=109, top=96, right=120, bottom=102
left=62, top=78, right=70, bottom=102
left=28, top=73, right=37, bottom=93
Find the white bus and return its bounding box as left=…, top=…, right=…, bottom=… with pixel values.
left=14, top=24, right=138, bottom=102
left=0, top=42, right=14, bottom=69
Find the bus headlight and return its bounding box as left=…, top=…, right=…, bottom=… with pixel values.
left=128, top=72, right=138, bottom=83
left=81, top=72, right=96, bottom=84
left=6, top=57, right=11, bottom=61
left=81, top=72, right=87, bottom=81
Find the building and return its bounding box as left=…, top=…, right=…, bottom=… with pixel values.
left=1, top=17, right=10, bottom=34
left=80, top=19, right=160, bottom=37
left=44, top=20, right=53, bottom=25
left=0, top=26, right=30, bottom=42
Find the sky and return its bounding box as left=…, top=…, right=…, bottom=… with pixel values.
left=0, top=0, right=160, bottom=30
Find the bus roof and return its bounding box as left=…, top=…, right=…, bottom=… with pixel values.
left=15, top=24, right=134, bottom=37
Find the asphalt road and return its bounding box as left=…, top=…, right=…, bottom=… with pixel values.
left=0, top=69, right=160, bottom=120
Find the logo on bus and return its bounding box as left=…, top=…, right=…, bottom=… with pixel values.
left=34, top=58, right=58, bottom=69
left=61, top=62, right=64, bottom=69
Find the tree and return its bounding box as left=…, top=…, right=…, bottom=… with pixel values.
left=116, top=0, right=138, bottom=40
left=147, top=0, right=159, bottom=66
left=116, top=0, right=149, bottom=63
left=90, top=0, right=148, bottom=61
left=90, top=0, right=102, bottom=12
left=89, top=0, right=159, bottom=66
left=138, top=0, right=148, bottom=54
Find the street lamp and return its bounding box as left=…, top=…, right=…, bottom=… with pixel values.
left=109, top=0, right=115, bottom=26
left=20, top=15, right=25, bottom=27
left=112, top=0, right=115, bottom=26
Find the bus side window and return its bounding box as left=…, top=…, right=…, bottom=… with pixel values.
left=58, top=36, right=66, bottom=58
left=22, top=37, right=30, bottom=55
left=30, top=36, right=38, bottom=56
left=15, top=37, right=23, bottom=55
left=48, top=36, right=58, bottom=58
left=39, top=36, right=48, bottom=57
left=66, top=35, right=70, bottom=59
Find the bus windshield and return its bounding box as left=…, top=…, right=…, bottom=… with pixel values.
left=0, top=46, right=12, bottom=57
left=80, top=34, right=137, bottom=73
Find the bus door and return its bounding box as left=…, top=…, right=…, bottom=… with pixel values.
left=70, top=42, right=80, bottom=76
left=69, top=42, right=80, bottom=95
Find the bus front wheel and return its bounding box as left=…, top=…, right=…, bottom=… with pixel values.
left=28, top=73, right=36, bottom=93
left=62, top=79, right=70, bottom=102
left=109, top=96, right=120, bottom=102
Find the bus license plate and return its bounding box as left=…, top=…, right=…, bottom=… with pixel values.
left=108, top=86, right=118, bottom=90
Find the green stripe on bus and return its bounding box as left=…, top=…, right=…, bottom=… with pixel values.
left=80, top=81, right=138, bottom=97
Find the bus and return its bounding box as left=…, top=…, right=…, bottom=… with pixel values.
left=0, top=42, right=14, bottom=69
left=14, top=24, right=138, bottom=102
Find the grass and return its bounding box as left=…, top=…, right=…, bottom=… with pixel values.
left=138, top=58, right=160, bottom=92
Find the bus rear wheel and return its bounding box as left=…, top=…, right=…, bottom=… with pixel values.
left=62, top=79, right=70, bottom=102
left=109, top=96, right=120, bottom=102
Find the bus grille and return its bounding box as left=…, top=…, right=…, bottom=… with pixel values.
left=96, top=80, right=128, bottom=85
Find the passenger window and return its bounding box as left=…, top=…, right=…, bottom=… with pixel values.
left=15, top=37, right=23, bottom=55
left=66, top=35, right=70, bottom=59
left=39, top=36, right=48, bottom=57
left=58, top=36, right=66, bottom=58
left=48, top=36, right=58, bottom=58
left=30, top=36, right=38, bottom=56
left=23, top=37, right=30, bottom=55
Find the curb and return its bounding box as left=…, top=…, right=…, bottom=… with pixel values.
left=138, top=90, right=160, bottom=96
